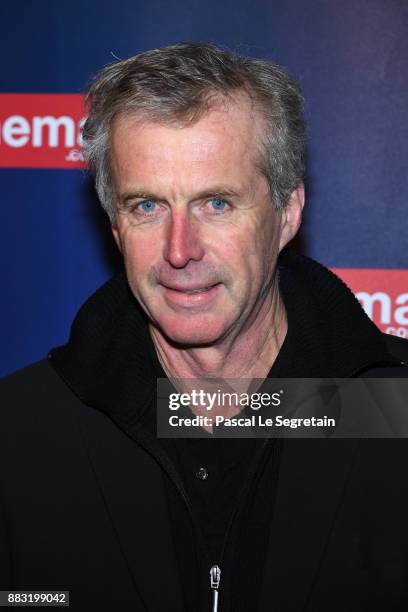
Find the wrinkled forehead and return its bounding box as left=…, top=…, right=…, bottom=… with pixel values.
left=109, top=94, right=267, bottom=192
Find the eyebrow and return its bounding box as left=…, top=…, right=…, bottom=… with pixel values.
left=118, top=185, right=242, bottom=206
left=118, top=192, right=159, bottom=207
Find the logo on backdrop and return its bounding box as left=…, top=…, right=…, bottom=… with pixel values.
left=0, top=94, right=85, bottom=168
left=332, top=269, right=408, bottom=338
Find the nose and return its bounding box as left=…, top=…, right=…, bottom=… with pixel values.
left=163, top=211, right=205, bottom=268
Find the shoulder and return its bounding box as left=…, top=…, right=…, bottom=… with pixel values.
left=382, top=333, right=408, bottom=362
left=0, top=360, right=130, bottom=490
left=360, top=333, right=408, bottom=378
left=0, top=359, right=78, bottom=419
left=0, top=359, right=127, bottom=447
left=0, top=360, right=101, bottom=450
left=2, top=358, right=62, bottom=392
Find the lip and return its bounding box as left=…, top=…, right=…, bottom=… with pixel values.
left=160, top=283, right=222, bottom=308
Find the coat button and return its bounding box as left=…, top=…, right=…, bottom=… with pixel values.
left=196, top=466, right=209, bottom=480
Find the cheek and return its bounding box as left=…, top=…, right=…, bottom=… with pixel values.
left=223, top=214, right=278, bottom=264
left=238, top=217, right=281, bottom=286
left=121, top=233, right=159, bottom=277
left=208, top=227, right=251, bottom=270
left=257, top=210, right=281, bottom=257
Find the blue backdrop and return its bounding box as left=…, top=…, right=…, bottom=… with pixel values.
left=1, top=0, right=407, bottom=377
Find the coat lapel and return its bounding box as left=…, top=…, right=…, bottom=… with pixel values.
left=78, top=404, right=186, bottom=612
left=258, top=438, right=360, bottom=611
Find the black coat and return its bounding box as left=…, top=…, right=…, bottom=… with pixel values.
left=1, top=252, right=408, bottom=611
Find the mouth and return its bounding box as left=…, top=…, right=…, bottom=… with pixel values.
left=165, top=284, right=219, bottom=294
left=161, top=278, right=222, bottom=291
left=160, top=282, right=222, bottom=308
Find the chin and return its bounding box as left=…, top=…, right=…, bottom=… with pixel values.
left=153, top=313, right=228, bottom=348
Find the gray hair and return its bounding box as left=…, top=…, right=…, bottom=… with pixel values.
left=82, top=42, right=306, bottom=223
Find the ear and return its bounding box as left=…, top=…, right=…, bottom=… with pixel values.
left=111, top=224, right=123, bottom=254
left=278, top=182, right=305, bottom=252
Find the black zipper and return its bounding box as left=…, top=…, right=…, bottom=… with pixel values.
left=135, top=422, right=274, bottom=611
left=211, top=436, right=272, bottom=611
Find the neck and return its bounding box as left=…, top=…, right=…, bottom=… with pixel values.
left=149, top=283, right=287, bottom=382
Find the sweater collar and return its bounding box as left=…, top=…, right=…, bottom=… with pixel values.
left=49, top=250, right=394, bottom=424
left=275, top=251, right=392, bottom=378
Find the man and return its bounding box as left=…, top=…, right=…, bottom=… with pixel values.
left=1, top=42, right=408, bottom=612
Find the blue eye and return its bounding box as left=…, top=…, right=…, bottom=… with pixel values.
left=138, top=200, right=156, bottom=213
left=209, top=198, right=228, bottom=211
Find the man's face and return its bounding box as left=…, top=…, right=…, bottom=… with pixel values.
left=111, top=98, right=299, bottom=346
